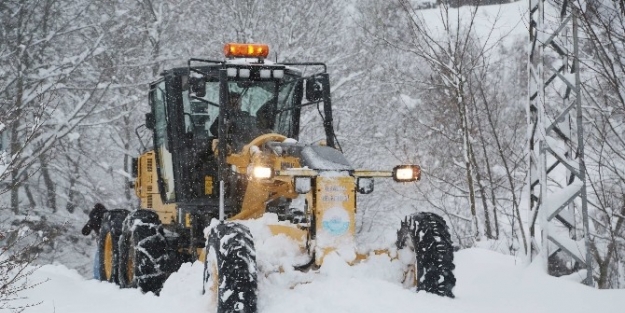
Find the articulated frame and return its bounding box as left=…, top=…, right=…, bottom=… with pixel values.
left=527, top=0, right=592, bottom=285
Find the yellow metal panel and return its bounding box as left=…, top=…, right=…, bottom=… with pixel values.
left=231, top=179, right=271, bottom=220
left=197, top=248, right=206, bottom=263
left=135, top=151, right=177, bottom=225
left=315, top=176, right=356, bottom=236
left=204, top=176, right=214, bottom=195
left=230, top=143, right=301, bottom=220
left=185, top=213, right=191, bottom=228
left=274, top=156, right=300, bottom=171
left=314, top=175, right=356, bottom=265
left=268, top=224, right=307, bottom=244
left=354, top=249, right=392, bottom=263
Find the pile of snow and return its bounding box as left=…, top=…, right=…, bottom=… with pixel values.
left=12, top=240, right=625, bottom=312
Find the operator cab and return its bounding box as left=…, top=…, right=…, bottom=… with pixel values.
left=184, top=63, right=302, bottom=149
left=145, top=43, right=336, bottom=215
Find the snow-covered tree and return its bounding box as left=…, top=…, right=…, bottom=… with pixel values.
left=574, top=0, right=625, bottom=288
left=0, top=0, right=105, bottom=213
left=352, top=0, right=528, bottom=249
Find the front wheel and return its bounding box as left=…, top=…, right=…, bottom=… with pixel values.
left=204, top=222, right=257, bottom=313
left=397, top=212, right=456, bottom=298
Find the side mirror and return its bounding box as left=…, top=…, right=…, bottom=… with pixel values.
left=190, top=76, right=206, bottom=98
left=145, top=113, right=155, bottom=130
left=305, top=77, right=323, bottom=102
left=357, top=177, right=374, bottom=194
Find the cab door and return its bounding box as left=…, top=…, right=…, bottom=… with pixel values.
left=150, top=80, right=176, bottom=202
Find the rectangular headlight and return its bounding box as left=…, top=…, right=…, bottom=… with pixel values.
left=273, top=69, right=284, bottom=79
left=251, top=166, right=273, bottom=179
left=239, top=68, right=251, bottom=78
left=393, top=165, right=421, bottom=182
left=260, top=69, right=271, bottom=79
left=227, top=67, right=238, bottom=77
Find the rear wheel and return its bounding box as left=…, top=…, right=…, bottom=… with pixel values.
left=203, top=222, right=257, bottom=313
left=397, top=212, right=456, bottom=298
left=118, top=209, right=171, bottom=294
left=97, top=209, right=128, bottom=283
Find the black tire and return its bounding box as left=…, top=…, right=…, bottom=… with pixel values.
left=118, top=209, right=171, bottom=294
left=203, top=222, right=257, bottom=313
left=97, top=209, right=128, bottom=284
left=396, top=212, right=456, bottom=298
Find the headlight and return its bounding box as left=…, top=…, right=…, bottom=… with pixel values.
left=392, top=165, right=421, bottom=182
left=273, top=69, right=284, bottom=79
left=251, top=166, right=273, bottom=179
left=260, top=69, right=271, bottom=79
left=239, top=68, right=251, bottom=78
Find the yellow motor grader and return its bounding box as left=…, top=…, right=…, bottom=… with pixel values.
left=84, top=43, right=455, bottom=310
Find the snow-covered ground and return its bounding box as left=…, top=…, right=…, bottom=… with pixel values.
left=15, top=248, right=625, bottom=313
left=418, top=1, right=528, bottom=47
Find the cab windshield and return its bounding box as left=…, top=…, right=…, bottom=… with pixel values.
left=182, top=77, right=299, bottom=140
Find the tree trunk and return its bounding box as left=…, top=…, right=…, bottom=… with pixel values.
left=39, top=154, right=57, bottom=212
left=21, top=172, right=36, bottom=209
left=10, top=167, right=20, bottom=214
left=64, top=141, right=82, bottom=213
left=476, top=110, right=499, bottom=239
left=10, top=10, right=25, bottom=214
left=480, top=84, right=526, bottom=251
left=457, top=77, right=479, bottom=238
left=493, top=204, right=499, bottom=239
left=469, top=140, right=493, bottom=239
left=65, top=168, right=77, bottom=213
left=594, top=253, right=609, bottom=289
left=10, top=117, right=21, bottom=214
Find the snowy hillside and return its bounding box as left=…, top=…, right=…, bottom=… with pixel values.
left=16, top=248, right=625, bottom=313
left=3, top=1, right=625, bottom=312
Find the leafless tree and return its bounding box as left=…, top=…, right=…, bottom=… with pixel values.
left=0, top=0, right=105, bottom=213
left=353, top=0, right=528, bottom=249
left=574, top=0, right=625, bottom=288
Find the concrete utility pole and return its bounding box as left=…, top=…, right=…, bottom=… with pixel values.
left=527, top=0, right=593, bottom=286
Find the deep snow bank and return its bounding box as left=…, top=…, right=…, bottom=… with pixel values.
left=14, top=248, right=625, bottom=313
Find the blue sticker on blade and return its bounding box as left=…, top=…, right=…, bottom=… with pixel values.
left=322, top=207, right=350, bottom=236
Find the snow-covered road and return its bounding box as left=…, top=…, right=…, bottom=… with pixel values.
left=16, top=248, right=625, bottom=313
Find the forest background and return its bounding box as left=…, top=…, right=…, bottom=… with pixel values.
left=1, top=0, right=625, bottom=290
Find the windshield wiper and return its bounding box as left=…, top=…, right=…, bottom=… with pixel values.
left=190, top=96, right=220, bottom=108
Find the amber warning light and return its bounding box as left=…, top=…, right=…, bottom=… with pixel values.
left=224, top=43, right=269, bottom=58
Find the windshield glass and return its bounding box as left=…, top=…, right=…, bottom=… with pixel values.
left=229, top=81, right=275, bottom=116
left=184, top=76, right=300, bottom=140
